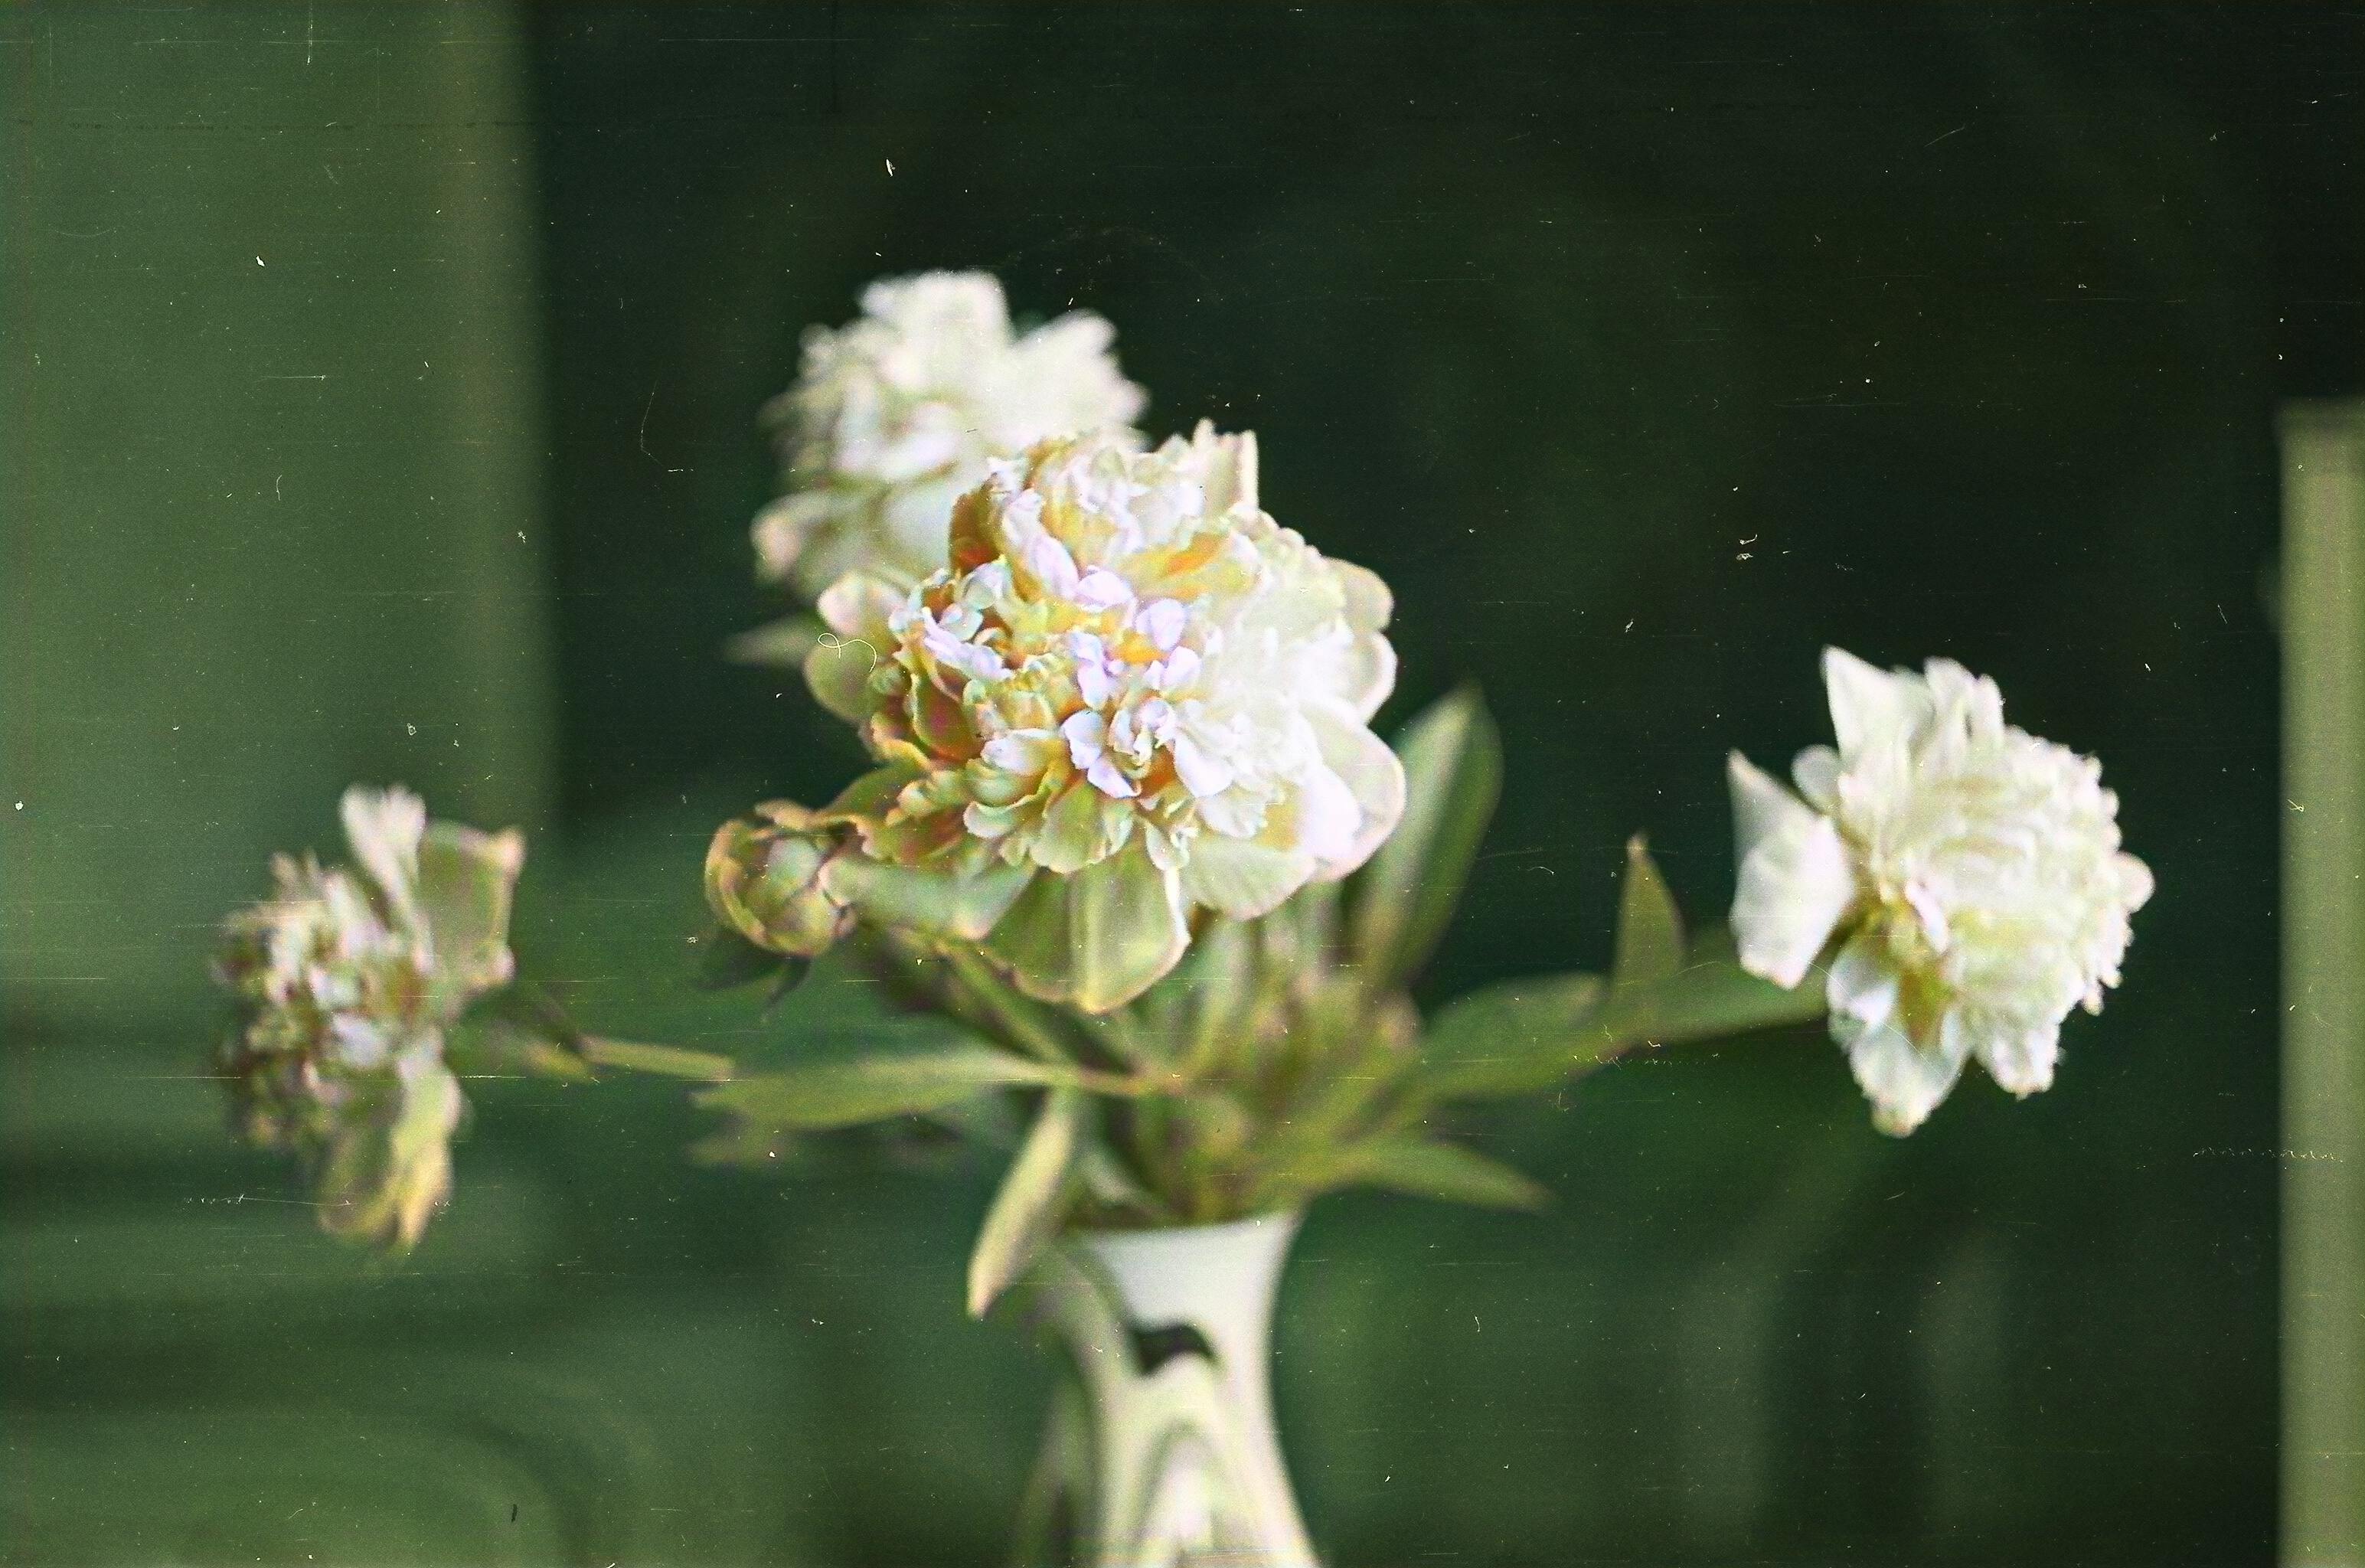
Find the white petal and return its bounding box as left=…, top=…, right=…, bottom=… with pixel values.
left=1838, top=1012, right=1970, bottom=1136
left=1021, top=532, right=1081, bottom=599
left=341, top=786, right=426, bottom=915
left=1138, top=597, right=1187, bottom=651
left=1822, top=646, right=1929, bottom=760
left=1972, top=1013, right=2060, bottom=1098
left=1727, top=752, right=1801, bottom=864
left=1329, top=558, right=1393, bottom=634
left=959, top=561, right=1012, bottom=609
left=1073, top=568, right=1135, bottom=609
left=1727, top=759, right=1857, bottom=989
left=1060, top=709, right=1106, bottom=769
left=2115, top=852, right=2155, bottom=912
left=1903, top=880, right=1952, bottom=953
left=1076, top=659, right=1116, bottom=710
left=1086, top=756, right=1138, bottom=799
left=1287, top=763, right=1361, bottom=866
left=1303, top=704, right=1406, bottom=880
left=1175, top=833, right=1312, bottom=919
left=1335, top=631, right=1398, bottom=723
left=982, top=730, right=1060, bottom=774
left=1171, top=733, right=1235, bottom=799
left=1791, top=745, right=1841, bottom=813
left=1151, top=645, right=1202, bottom=693
left=329, top=1014, right=393, bottom=1070
left=815, top=571, right=906, bottom=645
left=1194, top=783, right=1266, bottom=840
left=1824, top=933, right=1900, bottom=1031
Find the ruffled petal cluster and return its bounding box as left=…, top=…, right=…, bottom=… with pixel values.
left=753, top=271, right=1146, bottom=598
left=803, top=426, right=1404, bottom=1009
left=1729, top=649, right=2152, bottom=1135
left=214, top=787, right=523, bottom=1246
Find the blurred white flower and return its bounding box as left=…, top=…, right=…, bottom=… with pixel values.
left=753, top=271, right=1146, bottom=599
left=215, top=786, right=524, bottom=1247
left=218, top=788, right=439, bottom=1074
left=1728, top=648, right=2152, bottom=1135
left=805, top=426, right=1403, bottom=1009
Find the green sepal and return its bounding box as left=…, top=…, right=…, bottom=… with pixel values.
left=822, top=854, right=1034, bottom=942
left=984, top=847, right=1189, bottom=1014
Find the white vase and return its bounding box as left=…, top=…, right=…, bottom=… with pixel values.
left=1018, top=1210, right=1320, bottom=1568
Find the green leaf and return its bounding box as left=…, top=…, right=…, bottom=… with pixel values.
left=1351, top=686, right=1503, bottom=990
left=1588, top=926, right=1827, bottom=1051
left=1416, top=972, right=1609, bottom=1099
left=415, top=821, right=524, bottom=1011
left=1611, top=836, right=1684, bottom=991
left=1304, top=1135, right=1547, bottom=1210
left=579, top=1037, right=735, bottom=1083
left=691, top=1044, right=1060, bottom=1150
left=967, top=1089, right=1084, bottom=1317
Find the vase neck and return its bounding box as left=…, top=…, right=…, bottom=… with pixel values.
left=1077, top=1211, right=1302, bottom=1375
left=1032, top=1210, right=1320, bottom=1566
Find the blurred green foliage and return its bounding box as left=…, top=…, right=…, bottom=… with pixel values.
left=5, top=3, right=2357, bottom=1564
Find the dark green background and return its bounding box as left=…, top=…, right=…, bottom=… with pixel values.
left=6, top=4, right=2358, bottom=1563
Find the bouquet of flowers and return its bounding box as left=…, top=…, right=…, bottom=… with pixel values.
left=213, top=270, right=2152, bottom=1566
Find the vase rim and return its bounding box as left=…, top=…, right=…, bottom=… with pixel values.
left=1067, top=1208, right=1304, bottom=1243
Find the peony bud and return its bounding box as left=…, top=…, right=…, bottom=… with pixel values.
left=705, top=802, right=857, bottom=959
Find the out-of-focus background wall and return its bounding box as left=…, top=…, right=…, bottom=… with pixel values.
left=5, top=5, right=2358, bottom=1563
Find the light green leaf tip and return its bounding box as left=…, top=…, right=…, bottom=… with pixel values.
left=1351, top=685, right=1503, bottom=990
left=1312, top=1135, right=1547, bottom=1211
left=1612, top=835, right=1684, bottom=991
left=967, top=1089, right=1084, bottom=1317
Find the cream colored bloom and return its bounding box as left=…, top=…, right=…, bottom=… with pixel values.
left=215, top=786, right=524, bottom=1247
left=804, top=426, right=1403, bottom=1010
left=753, top=271, right=1146, bottom=599
left=1728, top=649, right=2152, bottom=1135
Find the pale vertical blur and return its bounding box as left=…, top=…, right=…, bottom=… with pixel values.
left=2279, top=400, right=2365, bottom=1566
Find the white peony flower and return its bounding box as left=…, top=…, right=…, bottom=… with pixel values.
left=218, top=787, right=442, bottom=1074
left=753, top=271, right=1147, bottom=599
left=215, top=786, right=524, bottom=1247
left=1727, top=648, right=2153, bottom=1135
left=802, top=425, right=1404, bottom=1010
